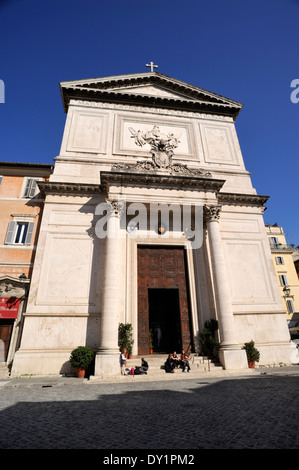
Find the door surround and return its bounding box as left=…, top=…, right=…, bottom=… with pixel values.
left=126, top=236, right=199, bottom=356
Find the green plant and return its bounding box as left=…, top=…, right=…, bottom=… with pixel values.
left=199, top=319, right=220, bottom=359
left=69, top=346, right=95, bottom=369
left=118, top=323, right=134, bottom=356
left=242, top=340, right=260, bottom=363
left=149, top=328, right=153, bottom=350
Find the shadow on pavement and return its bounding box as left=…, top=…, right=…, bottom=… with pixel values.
left=0, top=376, right=298, bottom=449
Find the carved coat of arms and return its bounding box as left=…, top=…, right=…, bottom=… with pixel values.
left=112, top=124, right=212, bottom=178
left=129, top=125, right=180, bottom=169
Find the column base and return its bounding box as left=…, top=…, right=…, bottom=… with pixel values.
left=94, top=352, right=121, bottom=377
left=219, top=347, right=248, bottom=370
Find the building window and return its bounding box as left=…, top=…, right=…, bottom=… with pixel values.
left=4, top=221, right=34, bottom=245
left=275, top=256, right=284, bottom=265
left=0, top=176, right=3, bottom=188
left=286, top=299, right=295, bottom=314
left=23, top=178, right=39, bottom=198
left=270, top=236, right=279, bottom=248
left=279, top=274, right=289, bottom=286
left=14, top=223, right=28, bottom=244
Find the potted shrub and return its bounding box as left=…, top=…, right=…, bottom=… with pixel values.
left=118, top=323, right=134, bottom=358
left=199, top=319, right=220, bottom=361
left=70, top=346, right=95, bottom=378
left=242, top=340, right=260, bottom=368
left=149, top=328, right=153, bottom=354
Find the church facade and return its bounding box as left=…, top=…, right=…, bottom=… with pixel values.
left=11, top=71, right=295, bottom=376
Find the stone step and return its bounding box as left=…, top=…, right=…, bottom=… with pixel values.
left=125, top=355, right=222, bottom=371
left=0, top=364, right=9, bottom=378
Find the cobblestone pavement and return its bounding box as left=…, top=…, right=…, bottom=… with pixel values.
left=0, top=372, right=299, bottom=450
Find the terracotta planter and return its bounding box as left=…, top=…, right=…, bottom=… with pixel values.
left=76, top=367, right=86, bottom=378
left=248, top=360, right=255, bottom=369
left=129, top=354, right=133, bottom=359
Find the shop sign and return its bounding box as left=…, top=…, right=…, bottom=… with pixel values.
left=0, top=297, right=21, bottom=319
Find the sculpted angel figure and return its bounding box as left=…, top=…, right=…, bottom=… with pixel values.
left=129, top=125, right=179, bottom=153
left=128, top=128, right=146, bottom=147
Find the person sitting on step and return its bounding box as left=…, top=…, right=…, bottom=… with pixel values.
left=171, top=351, right=180, bottom=368
left=165, top=354, right=175, bottom=373
left=180, top=349, right=191, bottom=373
left=141, top=357, right=148, bottom=373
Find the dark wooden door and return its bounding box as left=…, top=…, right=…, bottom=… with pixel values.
left=137, top=246, right=192, bottom=355
left=0, top=321, right=13, bottom=362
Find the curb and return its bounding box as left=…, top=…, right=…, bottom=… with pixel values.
left=1, top=366, right=298, bottom=389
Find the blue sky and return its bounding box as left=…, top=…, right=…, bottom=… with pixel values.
left=0, top=0, right=298, bottom=244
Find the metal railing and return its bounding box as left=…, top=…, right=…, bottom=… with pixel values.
left=270, top=243, right=294, bottom=251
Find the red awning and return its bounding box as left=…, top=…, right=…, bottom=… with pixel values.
left=0, top=297, right=21, bottom=319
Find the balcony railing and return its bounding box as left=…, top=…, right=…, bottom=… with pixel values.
left=270, top=243, right=294, bottom=251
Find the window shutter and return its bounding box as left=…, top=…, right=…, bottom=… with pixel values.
left=286, top=300, right=295, bottom=314
left=4, top=221, right=16, bottom=244
left=279, top=274, right=288, bottom=286
left=24, top=179, right=37, bottom=198
left=24, top=222, right=35, bottom=245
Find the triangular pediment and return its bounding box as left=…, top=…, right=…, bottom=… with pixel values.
left=60, top=72, right=243, bottom=119
left=107, top=84, right=195, bottom=101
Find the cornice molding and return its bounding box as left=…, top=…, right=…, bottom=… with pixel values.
left=100, top=170, right=225, bottom=193
left=37, top=180, right=269, bottom=209
left=60, top=72, right=243, bottom=119
left=37, top=181, right=101, bottom=197
left=218, top=192, right=269, bottom=206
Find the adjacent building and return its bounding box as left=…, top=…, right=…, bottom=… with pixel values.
left=266, top=224, right=299, bottom=335
left=0, top=162, right=52, bottom=374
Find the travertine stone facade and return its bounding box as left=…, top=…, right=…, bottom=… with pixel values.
left=11, top=72, right=296, bottom=376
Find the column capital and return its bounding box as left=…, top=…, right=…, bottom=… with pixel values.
left=105, top=198, right=125, bottom=218
left=204, top=204, right=222, bottom=223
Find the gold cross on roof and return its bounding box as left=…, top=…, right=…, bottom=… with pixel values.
left=146, top=61, right=158, bottom=72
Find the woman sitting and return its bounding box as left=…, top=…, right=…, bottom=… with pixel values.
left=165, top=354, right=175, bottom=373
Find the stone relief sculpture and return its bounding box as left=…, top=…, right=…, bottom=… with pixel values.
left=128, top=125, right=180, bottom=169
left=0, top=282, right=24, bottom=297
left=112, top=124, right=212, bottom=178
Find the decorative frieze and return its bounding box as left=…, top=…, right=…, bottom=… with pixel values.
left=70, top=100, right=234, bottom=121
left=111, top=160, right=212, bottom=178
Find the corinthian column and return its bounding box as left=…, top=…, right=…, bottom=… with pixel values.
left=94, top=199, right=124, bottom=376
left=204, top=205, right=248, bottom=370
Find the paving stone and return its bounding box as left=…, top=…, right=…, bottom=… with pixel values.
left=0, top=370, right=299, bottom=449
